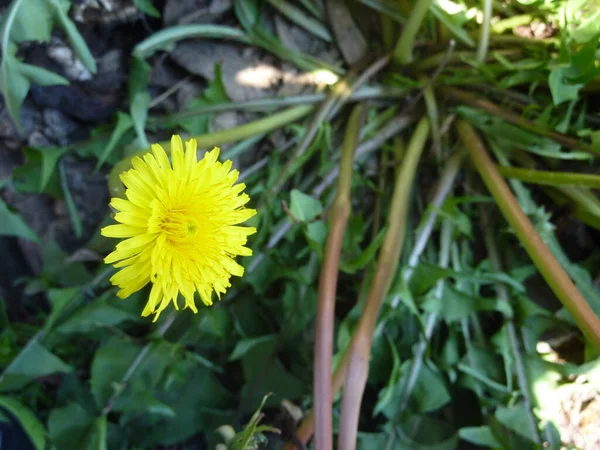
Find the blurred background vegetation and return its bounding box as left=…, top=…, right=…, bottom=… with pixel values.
left=1, top=0, right=600, bottom=449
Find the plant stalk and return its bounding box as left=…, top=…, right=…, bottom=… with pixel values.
left=497, top=165, right=600, bottom=188
left=476, top=0, right=493, bottom=63
left=337, top=118, right=430, bottom=450
left=285, top=145, right=461, bottom=450
left=457, top=120, right=600, bottom=350
left=313, top=105, right=366, bottom=450
left=393, top=0, right=435, bottom=64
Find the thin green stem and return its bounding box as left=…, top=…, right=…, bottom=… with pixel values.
left=149, top=86, right=406, bottom=125
left=457, top=120, right=600, bottom=351
left=498, top=165, right=600, bottom=188
left=555, top=185, right=600, bottom=218
left=338, top=118, right=430, bottom=450
left=476, top=0, right=493, bottom=63
left=314, top=105, right=366, bottom=450
left=108, top=105, right=314, bottom=198
left=393, top=0, right=435, bottom=64
left=416, top=49, right=521, bottom=71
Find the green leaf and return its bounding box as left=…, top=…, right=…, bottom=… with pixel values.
left=43, top=286, right=80, bottom=333
left=49, top=0, right=97, bottom=73
left=90, top=337, right=141, bottom=407
left=459, top=346, right=505, bottom=394
left=459, top=426, right=502, bottom=448
left=239, top=335, right=304, bottom=408
left=234, top=0, right=336, bottom=73
left=16, top=60, right=70, bottom=86
left=115, top=384, right=176, bottom=420
left=133, top=24, right=251, bottom=58
left=0, top=395, right=48, bottom=450
left=0, top=0, right=94, bottom=128
left=57, top=291, right=140, bottom=335
left=340, top=227, right=386, bottom=274
left=374, top=335, right=402, bottom=415
left=95, top=112, right=133, bottom=170
left=38, top=147, right=67, bottom=192
left=548, top=67, right=583, bottom=105
left=131, top=359, right=235, bottom=447
left=0, top=198, right=39, bottom=243
left=229, top=335, right=278, bottom=361
left=129, top=56, right=151, bottom=149
left=289, top=189, right=323, bottom=222
left=176, top=65, right=229, bottom=136
left=407, top=361, right=451, bottom=413
left=571, top=8, right=600, bottom=43
left=48, top=403, right=107, bottom=450
left=429, top=3, right=474, bottom=47
left=134, top=0, right=161, bottom=17
left=381, top=416, right=458, bottom=449
left=12, top=147, right=65, bottom=196
left=422, top=285, right=512, bottom=322
left=382, top=359, right=451, bottom=418
left=357, top=432, right=389, bottom=450
left=304, top=220, right=327, bottom=256
left=59, top=159, right=83, bottom=238
left=495, top=405, right=539, bottom=443
left=458, top=106, right=591, bottom=160
left=91, top=338, right=180, bottom=410
left=0, top=339, right=71, bottom=392
left=230, top=393, right=277, bottom=450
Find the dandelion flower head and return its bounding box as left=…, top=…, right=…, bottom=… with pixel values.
left=101, top=135, right=256, bottom=320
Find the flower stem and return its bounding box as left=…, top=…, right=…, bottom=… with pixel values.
left=107, top=105, right=314, bottom=198
left=285, top=146, right=461, bottom=450
left=393, top=0, right=435, bottom=64
left=338, top=117, right=430, bottom=450
left=313, top=104, right=366, bottom=450
left=457, top=120, right=600, bottom=350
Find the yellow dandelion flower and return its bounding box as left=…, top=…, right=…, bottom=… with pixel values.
left=101, top=135, right=257, bottom=320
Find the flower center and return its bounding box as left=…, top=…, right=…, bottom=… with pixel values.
left=160, top=209, right=200, bottom=244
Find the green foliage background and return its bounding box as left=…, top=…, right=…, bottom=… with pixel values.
left=1, top=0, right=600, bottom=449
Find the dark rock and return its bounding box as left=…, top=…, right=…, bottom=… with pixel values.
left=0, top=148, right=22, bottom=181
left=85, top=49, right=127, bottom=94
left=0, top=98, right=43, bottom=141
left=164, top=0, right=232, bottom=25
left=47, top=37, right=93, bottom=82
left=27, top=130, right=52, bottom=148
left=42, top=109, right=81, bottom=145
left=30, top=84, right=120, bottom=123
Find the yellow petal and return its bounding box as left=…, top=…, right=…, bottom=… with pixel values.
left=102, top=224, right=145, bottom=238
